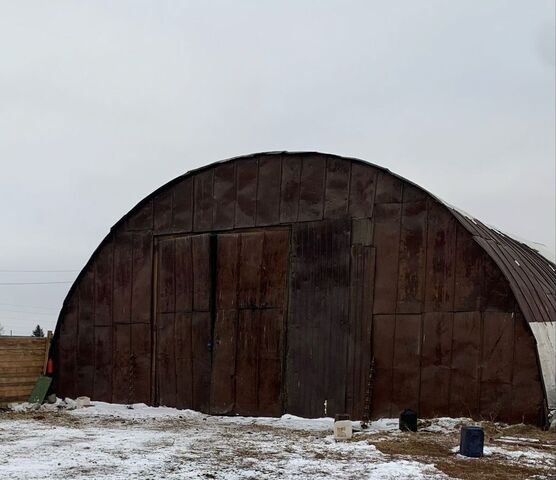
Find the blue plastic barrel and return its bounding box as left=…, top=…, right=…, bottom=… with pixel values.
left=459, top=426, right=484, bottom=457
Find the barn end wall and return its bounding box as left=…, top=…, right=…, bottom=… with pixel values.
left=51, top=152, right=548, bottom=425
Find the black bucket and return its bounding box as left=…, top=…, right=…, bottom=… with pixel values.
left=399, top=409, right=417, bottom=432
left=459, top=426, right=484, bottom=458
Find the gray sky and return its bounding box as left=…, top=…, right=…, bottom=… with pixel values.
left=1, top=1, right=554, bottom=335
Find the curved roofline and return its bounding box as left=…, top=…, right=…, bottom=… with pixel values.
left=57, top=150, right=555, bottom=311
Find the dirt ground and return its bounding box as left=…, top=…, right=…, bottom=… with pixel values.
left=0, top=402, right=554, bottom=479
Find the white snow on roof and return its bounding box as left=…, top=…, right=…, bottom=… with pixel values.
left=435, top=196, right=555, bottom=264
left=489, top=228, right=556, bottom=264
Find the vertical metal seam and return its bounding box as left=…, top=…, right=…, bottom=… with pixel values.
left=232, top=162, right=238, bottom=230
left=208, top=233, right=218, bottom=413
left=417, top=198, right=430, bottom=415
left=446, top=218, right=458, bottom=415
left=344, top=240, right=355, bottom=414
left=253, top=158, right=260, bottom=226
left=233, top=234, right=241, bottom=413
left=172, top=237, right=178, bottom=406
left=295, top=156, right=303, bottom=223
left=281, top=227, right=292, bottom=415
left=277, top=156, right=284, bottom=224
left=320, top=155, right=327, bottom=221
left=478, top=310, right=484, bottom=419
left=110, top=231, right=116, bottom=404
left=150, top=236, right=158, bottom=406
left=346, top=160, right=353, bottom=216
left=510, top=302, right=517, bottom=421
left=390, top=190, right=404, bottom=417
left=91, top=260, right=97, bottom=401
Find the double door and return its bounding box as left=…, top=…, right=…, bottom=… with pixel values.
left=154, top=229, right=289, bottom=416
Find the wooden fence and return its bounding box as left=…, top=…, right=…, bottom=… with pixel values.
left=0, top=334, right=51, bottom=404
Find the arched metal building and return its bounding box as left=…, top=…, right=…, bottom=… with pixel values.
left=51, top=152, right=556, bottom=425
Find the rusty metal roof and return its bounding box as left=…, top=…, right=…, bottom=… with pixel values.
left=448, top=209, right=555, bottom=325
left=441, top=205, right=555, bottom=411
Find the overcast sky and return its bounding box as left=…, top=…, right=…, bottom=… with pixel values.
left=0, top=1, right=554, bottom=335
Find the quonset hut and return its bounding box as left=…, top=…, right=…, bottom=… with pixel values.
left=51, top=152, right=556, bottom=425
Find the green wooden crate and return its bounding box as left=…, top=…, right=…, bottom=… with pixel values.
left=28, top=376, right=52, bottom=404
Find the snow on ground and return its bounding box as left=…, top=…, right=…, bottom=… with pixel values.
left=0, top=402, right=554, bottom=479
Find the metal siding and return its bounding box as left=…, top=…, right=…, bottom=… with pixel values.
left=175, top=312, right=193, bottom=409
left=157, top=312, right=176, bottom=407
left=175, top=236, right=193, bottom=313
left=77, top=268, right=95, bottom=398
left=57, top=295, right=78, bottom=399
left=372, top=314, right=395, bottom=418
left=346, top=245, right=375, bottom=418
left=191, top=311, right=211, bottom=412
left=482, top=255, right=514, bottom=312
left=157, top=238, right=175, bottom=314
left=210, top=309, right=238, bottom=414
left=172, top=177, right=193, bottom=232
left=420, top=312, right=453, bottom=418
left=260, top=230, right=289, bottom=308
left=193, top=169, right=214, bottom=232
left=258, top=308, right=284, bottom=416
left=192, top=234, right=212, bottom=312
left=131, top=232, right=152, bottom=323
left=397, top=200, right=427, bottom=314
left=155, top=234, right=213, bottom=411
left=213, top=163, right=236, bottom=230
left=391, top=314, right=421, bottom=415
left=113, top=232, right=133, bottom=324
left=125, top=199, right=153, bottom=231
left=234, top=309, right=258, bottom=415
left=94, top=240, right=113, bottom=327
left=424, top=201, right=456, bottom=312
left=131, top=323, right=151, bottom=404
left=211, top=230, right=289, bottom=416
left=511, top=313, right=545, bottom=423
left=279, top=155, right=302, bottom=223
left=324, top=156, right=350, bottom=219
left=93, top=325, right=112, bottom=402
left=375, top=170, right=403, bottom=204
left=53, top=152, right=552, bottom=424
left=237, top=233, right=264, bottom=309
left=449, top=312, right=481, bottom=418
left=154, top=190, right=172, bottom=233
left=349, top=162, right=376, bottom=218
left=234, top=158, right=258, bottom=228
left=452, top=210, right=555, bottom=327
left=453, top=226, right=483, bottom=312
left=372, top=203, right=401, bottom=314
left=286, top=219, right=350, bottom=418
left=112, top=323, right=131, bottom=404
left=480, top=312, right=514, bottom=420
left=298, top=155, right=326, bottom=222
left=256, top=157, right=282, bottom=226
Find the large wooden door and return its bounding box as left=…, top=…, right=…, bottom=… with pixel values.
left=155, top=234, right=213, bottom=411
left=210, top=229, right=290, bottom=416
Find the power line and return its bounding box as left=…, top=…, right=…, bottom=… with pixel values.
left=0, top=316, right=55, bottom=323
left=0, top=269, right=79, bottom=273
left=0, top=302, right=58, bottom=311
left=0, top=281, right=72, bottom=285
left=0, top=308, right=56, bottom=316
